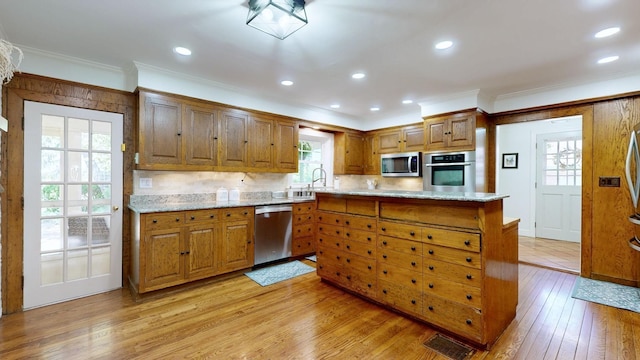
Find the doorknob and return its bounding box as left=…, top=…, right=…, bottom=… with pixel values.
left=113, top=206, right=120, bottom=211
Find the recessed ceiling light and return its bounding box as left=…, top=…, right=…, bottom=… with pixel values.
left=402, top=99, right=413, bottom=104
left=435, top=40, right=453, bottom=50
left=370, top=107, right=380, bottom=112
left=174, top=47, right=192, bottom=56
left=281, top=80, right=294, bottom=86
left=352, top=73, right=366, bottom=79
left=595, top=27, right=620, bottom=38
left=597, top=55, right=619, bottom=64
left=330, top=104, right=340, bottom=109
left=312, top=126, right=320, bottom=129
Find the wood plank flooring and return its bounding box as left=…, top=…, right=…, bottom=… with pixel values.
left=519, top=236, right=581, bottom=274
left=1, top=260, right=639, bottom=359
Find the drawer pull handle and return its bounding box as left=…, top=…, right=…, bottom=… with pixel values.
left=411, top=299, right=416, bottom=305
left=368, top=283, right=372, bottom=288
left=346, top=258, right=350, bottom=263
left=381, top=227, right=386, bottom=231
left=464, top=240, right=471, bottom=246
left=367, top=237, right=372, bottom=241
left=368, top=265, right=372, bottom=270
left=346, top=244, right=351, bottom=249
left=336, top=243, right=340, bottom=247
left=244, top=212, right=248, bottom=215
left=336, top=256, right=340, bottom=260
left=428, top=249, right=434, bottom=255
left=383, top=254, right=387, bottom=259
left=382, top=241, right=387, bottom=245
left=191, top=216, right=195, bottom=220
left=319, top=216, right=323, bottom=221
left=427, top=234, right=433, bottom=239
left=429, top=265, right=434, bottom=270
left=428, top=306, right=434, bottom=311
left=210, top=215, right=215, bottom=219
left=153, top=219, right=158, bottom=223
left=383, top=270, right=388, bottom=274
left=176, top=218, right=180, bottom=222
left=466, top=274, right=473, bottom=280
left=319, top=265, right=323, bottom=269
left=336, top=272, right=341, bottom=276
left=410, top=231, right=415, bottom=236
left=319, top=227, right=323, bottom=231
left=383, top=289, right=387, bottom=294
left=319, top=250, right=324, bottom=255
left=367, top=250, right=372, bottom=255
left=226, top=213, right=231, bottom=217
left=336, top=219, right=339, bottom=223
left=346, top=221, right=350, bottom=225
left=346, top=275, right=351, bottom=280
left=411, top=246, right=416, bottom=251
left=466, top=319, right=472, bottom=325
left=336, top=231, right=340, bottom=235
left=367, top=224, right=372, bottom=228
left=319, top=238, right=323, bottom=242
left=411, top=279, right=416, bottom=284
left=346, top=232, right=350, bottom=237
left=466, top=257, right=472, bottom=263
left=429, top=283, right=434, bottom=288
left=466, top=294, right=472, bottom=300
left=411, top=261, right=416, bottom=266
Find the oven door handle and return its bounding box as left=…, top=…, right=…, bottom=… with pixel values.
left=425, top=162, right=472, bottom=167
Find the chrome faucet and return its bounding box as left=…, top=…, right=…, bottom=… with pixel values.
left=312, top=165, right=327, bottom=188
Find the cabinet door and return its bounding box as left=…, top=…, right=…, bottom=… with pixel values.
left=364, top=134, right=380, bottom=175
left=275, top=120, right=299, bottom=172
left=184, top=104, right=218, bottom=167
left=248, top=115, right=274, bottom=169
left=448, top=115, right=475, bottom=149
left=425, top=118, right=446, bottom=151
left=403, top=127, right=426, bottom=152
left=187, top=223, right=220, bottom=280
left=143, top=228, right=184, bottom=291
left=219, top=109, right=249, bottom=168
left=345, top=133, right=365, bottom=174
left=220, top=220, right=254, bottom=271
left=378, top=130, right=403, bottom=154
left=140, top=93, right=183, bottom=165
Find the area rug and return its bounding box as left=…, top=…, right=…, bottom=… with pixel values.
left=305, top=255, right=316, bottom=262
left=245, top=261, right=315, bottom=286
left=571, top=277, right=640, bottom=312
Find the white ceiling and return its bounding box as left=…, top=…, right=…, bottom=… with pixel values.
left=1, top=0, right=639, bottom=126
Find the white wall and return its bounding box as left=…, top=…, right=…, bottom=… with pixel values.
left=496, top=116, right=582, bottom=237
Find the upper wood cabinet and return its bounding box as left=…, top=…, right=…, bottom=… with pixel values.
left=377, top=125, right=425, bottom=154
left=424, top=111, right=476, bottom=152
left=363, top=133, right=380, bottom=175
left=335, top=131, right=365, bottom=175
left=137, top=89, right=299, bottom=173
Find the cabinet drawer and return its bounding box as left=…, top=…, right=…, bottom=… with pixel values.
left=377, top=265, right=422, bottom=291
left=317, top=223, right=343, bottom=238
left=378, top=235, right=422, bottom=256
left=316, top=212, right=344, bottom=226
left=344, top=228, right=376, bottom=245
left=424, top=245, right=481, bottom=269
left=316, top=234, right=342, bottom=251
left=378, top=279, right=422, bottom=316
left=424, top=258, right=481, bottom=287
left=221, top=207, right=253, bottom=221
left=317, top=197, right=346, bottom=213
left=343, top=238, right=376, bottom=259
left=184, top=209, right=220, bottom=224
left=422, top=227, right=480, bottom=252
left=423, top=276, right=482, bottom=309
left=144, top=212, right=185, bottom=230
left=293, top=213, right=314, bottom=225
left=317, top=261, right=376, bottom=298
left=379, top=201, right=480, bottom=230
left=293, top=223, right=314, bottom=238
left=293, top=201, right=314, bottom=214
left=317, top=246, right=376, bottom=275
left=346, top=199, right=376, bottom=216
left=378, top=221, right=421, bottom=241
left=377, top=249, right=422, bottom=272
left=423, top=294, right=482, bottom=342
left=292, top=236, right=315, bottom=256
left=344, top=215, right=377, bottom=232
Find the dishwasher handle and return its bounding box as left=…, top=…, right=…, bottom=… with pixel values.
left=255, top=205, right=293, bottom=215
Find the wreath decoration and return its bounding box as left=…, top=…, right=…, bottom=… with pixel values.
left=0, top=39, right=23, bottom=84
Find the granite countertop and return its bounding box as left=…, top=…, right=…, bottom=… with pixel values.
left=313, top=189, right=508, bottom=202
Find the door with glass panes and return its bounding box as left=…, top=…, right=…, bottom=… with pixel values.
left=23, top=101, right=123, bottom=309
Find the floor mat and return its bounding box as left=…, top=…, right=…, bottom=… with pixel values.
left=245, top=261, right=315, bottom=286
left=305, top=255, right=316, bottom=262
left=424, top=334, right=475, bottom=360
left=572, top=277, right=640, bottom=312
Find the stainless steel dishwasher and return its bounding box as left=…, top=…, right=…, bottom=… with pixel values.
left=254, top=204, right=293, bottom=265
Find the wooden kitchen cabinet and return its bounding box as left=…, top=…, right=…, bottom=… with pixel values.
left=218, top=207, right=254, bottom=272
left=184, top=103, right=219, bottom=167
left=363, top=133, right=380, bottom=175
left=292, top=201, right=315, bottom=256
left=248, top=114, right=274, bottom=169
left=219, top=109, right=250, bottom=169
left=424, top=111, right=475, bottom=152
left=248, top=115, right=299, bottom=172
left=377, top=125, right=425, bottom=154
left=274, top=119, right=299, bottom=172
left=139, top=92, right=183, bottom=167
left=334, top=131, right=365, bottom=175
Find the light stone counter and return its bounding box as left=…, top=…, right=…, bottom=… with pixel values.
left=313, top=189, right=508, bottom=202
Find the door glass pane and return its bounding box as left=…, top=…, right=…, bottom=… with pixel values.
left=41, top=184, right=64, bottom=216
left=41, top=218, right=63, bottom=251
left=68, top=118, right=89, bottom=150
left=542, top=136, right=582, bottom=186
left=92, top=184, right=111, bottom=214
left=92, top=216, right=111, bottom=245
left=68, top=217, right=89, bottom=248
left=41, top=252, right=63, bottom=285
left=92, top=153, right=111, bottom=182
left=68, top=151, right=89, bottom=182
left=67, top=249, right=88, bottom=281
left=42, top=150, right=64, bottom=181
left=92, top=247, right=111, bottom=276
left=92, top=121, right=112, bottom=151
left=67, top=184, right=89, bottom=216
left=41, top=115, right=65, bottom=148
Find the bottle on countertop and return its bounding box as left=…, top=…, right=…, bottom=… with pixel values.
left=229, top=187, right=240, bottom=201
left=334, top=177, right=340, bottom=189
left=216, top=187, right=229, bottom=202
left=287, top=186, right=294, bottom=198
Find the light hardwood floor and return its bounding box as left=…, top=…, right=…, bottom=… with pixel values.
left=519, top=236, right=581, bottom=274
left=1, top=260, right=639, bottom=359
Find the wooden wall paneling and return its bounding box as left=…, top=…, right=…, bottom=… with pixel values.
left=1, top=73, right=136, bottom=314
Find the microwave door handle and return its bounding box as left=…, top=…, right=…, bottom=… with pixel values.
left=407, top=157, right=412, bottom=172
left=425, top=162, right=473, bottom=167
left=625, top=132, right=640, bottom=209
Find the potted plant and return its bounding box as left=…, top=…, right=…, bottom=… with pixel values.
left=0, top=39, right=23, bottom=84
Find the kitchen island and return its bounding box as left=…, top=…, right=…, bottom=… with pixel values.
left=312, top=189, right=517, bottom=348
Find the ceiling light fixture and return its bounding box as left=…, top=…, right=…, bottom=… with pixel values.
left=352, top=73, right=365, bottom=79
left=330, top=104, right=340, bottom=109
left=435, top=40, right=453, bottom=50
left=402, top=99, right=413, bottom=104
left=595, top=27, right=620, bottom=38
left=280, top=80, right=294, bottom=86
left=370, top=107, right=380, bottom=112
left=598, top=55, right=619, bottom=64
left=246, top=0, right=308, bottom=40
left=174, top=47, right=192, bottom=56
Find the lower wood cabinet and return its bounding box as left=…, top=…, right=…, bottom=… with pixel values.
left=314, top=193, right=517, bottom=348
left=131, top=206, right=254, bottom=294
left=292, top=201, right=315, bottom=256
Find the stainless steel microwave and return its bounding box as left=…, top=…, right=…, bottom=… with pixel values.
left=381, top=152, right=422, bottom=177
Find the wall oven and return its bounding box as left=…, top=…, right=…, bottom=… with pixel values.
left=381, top=152, right=421, bottom=177
left=423, top=151, right=477, bottom=192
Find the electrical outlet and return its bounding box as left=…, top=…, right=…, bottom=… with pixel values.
left=598, top=176, right=620, bottom=187
left=139, top=178, right=152, bottom=188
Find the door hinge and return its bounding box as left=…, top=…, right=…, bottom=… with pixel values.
left=121, top=143, right=126, bottom=152
left=22, top=116, right=24, bottom=130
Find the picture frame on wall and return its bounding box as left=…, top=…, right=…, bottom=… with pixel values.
left=502, top=153, right=518, bottom=169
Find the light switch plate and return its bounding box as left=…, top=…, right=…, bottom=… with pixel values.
left=598, top=176, right=620, bottom=187
left=139, top=178, right=152, bottom=188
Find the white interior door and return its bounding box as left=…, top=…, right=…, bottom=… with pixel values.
left=535, top=132, right=582, bottom=242
left=23, top=101, right=123, bottom=309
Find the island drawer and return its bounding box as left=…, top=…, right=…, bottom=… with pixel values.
left=423, top=294, right=482, bottom=342
left=346, top=199, right=376, bottom=217
left=317, top=223, right=343, bottom=238
left=344, top=215, right=377, bottom=231
left=422, top=226, right=480, bottom=252
left=377, top=265, right=422, bottom=291
left=144, top=212, right=185, bottom=230
left=343, top=238, right=376, bottom=259
left=378, top=220, right=422, bottom=241
left=293, top=213, right=314, bottom=225
left=292, top=236, right=315, bottom=256
left=378, top=279, right=423, bottom=316
left=316, top=234, right=342, bottom=251
left=424, top=258, right=481, bottom=287
left=378, top=235, right=422, bottom=256
left=344, top=228, right=376, bottom=245
left=316, top=211, right=343, bottom=225
left=317, top=197, right=346, bottom=213
left=184, top=209, right=220, bottom=224
left=293, top=223, right=314, bottom=238
left=377, top=249, right=422, bottom=271
left=317, top=246, right=376, bottom=275
left=379, top=201, right=480, bottom=229
left=424, top=245, right=481, bottom=269
left=423, top=275, right=482, bottom=309
left=293, top=202, right=314, bottom=214
left=318, top=261, right=377, bottom=298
